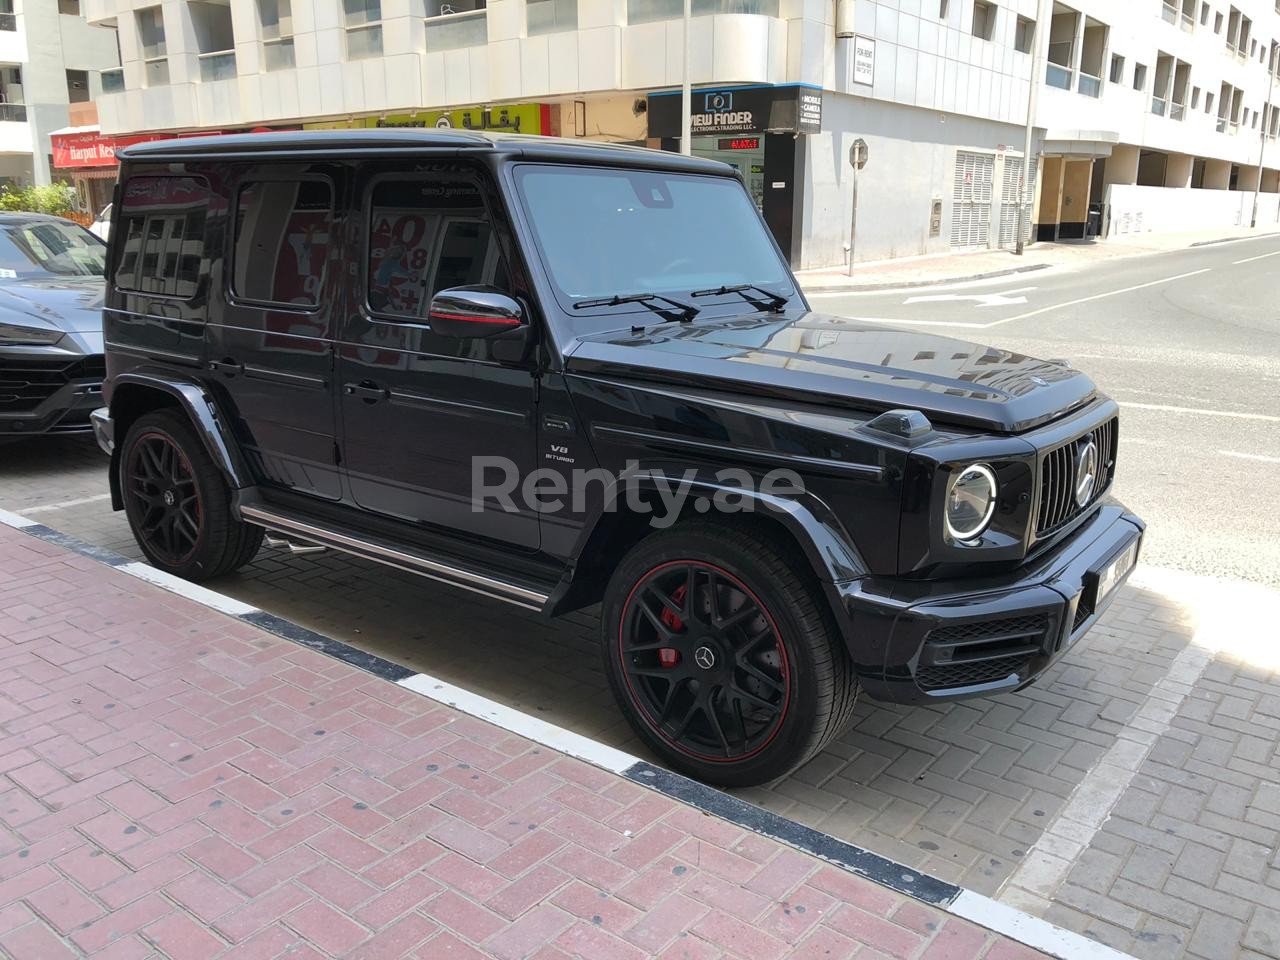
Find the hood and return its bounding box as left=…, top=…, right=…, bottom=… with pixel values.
left=0, top=275, right=104, bottom=336
left=566, top=311, right=1097, bottom=434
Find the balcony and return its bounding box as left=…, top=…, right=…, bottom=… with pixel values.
left=1152, top=96, right=1168, bottom=117
left=425, top=10, right=486, bottom=50
left=263, top=37, right=295, bottom=71
left=144, top=57, right=170, bottom=87
left=101, top=67, right=124, bottom=93
left=528, top=0, right=576, bottom=35
left=0, top=102, right=25, bottom=122
left=628, top=0, right=779, bottom=23
left=198, top=51, right=236, bottom=82
left=346, top=23, right=382, bottom=59
left=1216, top=117, right=1228, bottom=133
left=1077, top=72, right=1101, bottom=98
left=1046, top=63, right=1071, bottom=90
left=1170, top=101, right=1185, bottom=121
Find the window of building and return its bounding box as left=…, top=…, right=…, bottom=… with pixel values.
left=940, top=0, right=950, bottom=17
left=115, top=177, right=212, bottom=300
left=971, top=0, right=995, bottom=41
left=1205, top=90, right=1215, bottom=114
left=1201, top=1, right=1210, bottom=25
left=233, top=180, right=334, bottom=308
left=1133, top=63, right=1147, bottom=91
left=1014, top=16, right=1033, bottom=54
left=1191, top=85, right=1201, bottom=108
left=189, top=1, right=237, bottom=81
left=1214, top=11, right=1223, bottom=33
left=259, top=0, right=295, bottom=71
left=1109, top=53, right=1124, bottom=84
left=366, top=177, right=508, bottom=321
left=65, top=69, right=89, bottom=103
left=58, top=0, right=80, bottom=14
left=136, top=6, right=170, bottom=87
left=426, top=0, right=488, bottom=49
left=527, top=0, right=574, bottom=36
left=344, top=0, right=383, bottom=59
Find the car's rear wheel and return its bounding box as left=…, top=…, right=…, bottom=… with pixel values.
left=602, top=523, right=858, bottom=786
left=120, top=409, right=262, bottom=581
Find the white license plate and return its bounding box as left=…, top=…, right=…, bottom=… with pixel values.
left=1097, top=540, right=1139, bottom=606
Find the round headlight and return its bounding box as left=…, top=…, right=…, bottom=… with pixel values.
left=945, top=463, right=998, bottom=543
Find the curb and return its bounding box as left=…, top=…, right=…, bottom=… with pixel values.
left=800, top=262, right=1052, bottom=294
left=1189, top=230, right=1280, bottom=247
left=0, top=506, right=1136, bottom=960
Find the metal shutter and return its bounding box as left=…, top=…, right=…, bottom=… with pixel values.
left=951, top=151, right=995, bottom=248
left=998, top=157, right=1039, bottom=247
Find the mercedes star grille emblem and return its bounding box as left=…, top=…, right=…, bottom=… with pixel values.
left=1074, top=437, right=1100, bottom=508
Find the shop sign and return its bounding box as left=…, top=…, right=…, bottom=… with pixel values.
left=646, top=84, right=824, bottom=138
left=853, top=36, right=876, bottom=86
left=304, top=103, right=550, bottom=136
left=51, top=131, right=165, bottom=169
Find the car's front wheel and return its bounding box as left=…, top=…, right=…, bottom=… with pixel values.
left=601, top=523, right=858, bottom=787
left=120, top=409, right=262, bottom=581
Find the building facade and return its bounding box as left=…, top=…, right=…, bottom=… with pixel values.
left=0, top=0, right=119, bottom=189
left=80, top=0, right=1280, bottom=267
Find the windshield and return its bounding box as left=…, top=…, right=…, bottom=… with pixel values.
left=0, top=220, right=106, bottom=279
left=514, top=164, right=792, bottom=307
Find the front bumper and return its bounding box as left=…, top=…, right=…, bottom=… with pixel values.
left=0, top=351, right=104, bottom=439
left=841, top=503, right=1144, bottom=704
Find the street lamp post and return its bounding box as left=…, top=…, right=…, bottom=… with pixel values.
left=1251, top=42, right=1278, bottom=228
left=1016, top=0, right=1051, bottom=255
left=681, top=0, right=692, bottom=156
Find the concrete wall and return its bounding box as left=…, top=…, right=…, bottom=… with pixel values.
left=799, top=90, right=1026, bottom=268
left=1106, top=183, right=1280, bottom=236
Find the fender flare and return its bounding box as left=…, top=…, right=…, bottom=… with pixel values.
left=107, top=370, right=252, bottom=507
left=547, top=470, right=868, bottom=622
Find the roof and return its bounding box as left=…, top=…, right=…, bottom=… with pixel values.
left=117, top=128, right=732, bottom=175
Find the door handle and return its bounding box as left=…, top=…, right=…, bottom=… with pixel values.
left=344, top=381, right=388, bottom=403
left=209, top=358, right=242, bottom=376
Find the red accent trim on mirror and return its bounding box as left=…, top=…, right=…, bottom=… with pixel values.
left=428, top=310, right=521, bottom=327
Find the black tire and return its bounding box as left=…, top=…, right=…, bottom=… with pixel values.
left=601, top=522, right=858, bottom=787
left=119, top=409, right=263, bottom=581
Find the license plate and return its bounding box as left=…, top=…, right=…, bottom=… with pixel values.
left=1096, top=539, right=1139, bottom=607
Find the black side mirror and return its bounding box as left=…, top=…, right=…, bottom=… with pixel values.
left=429, top=285, right=524, bottom=339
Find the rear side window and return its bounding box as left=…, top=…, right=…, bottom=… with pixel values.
left=115, top=176, right=211, bottom=299
left=366, top=177, right=508, bottom=321
left=233, top=179, right=334, bottom=308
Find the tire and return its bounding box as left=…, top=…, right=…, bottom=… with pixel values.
left=601, top=522, right=858, bottom=787
left=119, top=409, right=263, bottom=581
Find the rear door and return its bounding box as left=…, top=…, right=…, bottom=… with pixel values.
left=334, top=161, right=540, bottom=549
left=204, top=162, right=345, bottom=500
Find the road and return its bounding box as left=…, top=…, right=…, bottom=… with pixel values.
left=808, top=234, right=1280, bottom=588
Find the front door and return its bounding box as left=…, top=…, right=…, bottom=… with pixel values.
left=204, top=163, right=344, bottom=500
left=335, top=163, right=540, bottom=549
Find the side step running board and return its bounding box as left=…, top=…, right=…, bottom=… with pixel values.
left=239, top=503, right=550, bottom=612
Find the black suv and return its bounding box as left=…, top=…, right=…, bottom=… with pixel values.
left=94, top=131, right=1143, bottom=786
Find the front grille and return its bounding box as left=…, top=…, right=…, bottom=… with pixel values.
left=1036, top=417, right=1117, bottom=537
left=0, top=355, right=104, bottom=413
left=927, top=614, right=1049, bottom=647
left=918, top=655, right=1029, bottom=690
left=1072, top=603, right=1091, bottom=632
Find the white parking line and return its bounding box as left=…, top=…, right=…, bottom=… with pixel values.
left=1219, top=449, right=1280, bottom=464
left=22, top=493, right=113, bottom=514
left=1232, top=249, right=1280, bottom=265
left=1119, top=401, right=1280, bottom=423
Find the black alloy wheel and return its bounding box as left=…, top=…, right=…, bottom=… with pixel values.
left=125, top=431, right=203, bottom=566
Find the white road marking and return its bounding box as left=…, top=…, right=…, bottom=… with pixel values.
left=0, top=507, right=38, bottom=529
left=1219, top=449, right=1280, bottom=464
left=903, top=287, right=1035, bottom=308
left=22, top=493, right=113, bottom=515
left=1232, top=249, right=1280, bottom=265
left=951, top=891, right=1137, bottom=960
left=1119, top=401, right=1280, bottom=423
left=397, top=673, right=640, bottom=774
left=117, top=561, right=260, bottom=617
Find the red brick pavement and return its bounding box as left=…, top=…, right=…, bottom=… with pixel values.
left=0, top=523, right=1046, bottom=959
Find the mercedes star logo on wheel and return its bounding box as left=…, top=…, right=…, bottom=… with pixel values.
left=1074, top=438, right=1099, bottom=507
left=694, top=646, right=716, bottom=670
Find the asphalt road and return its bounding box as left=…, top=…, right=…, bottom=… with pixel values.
left=807, top=235, right=1280, bottom=588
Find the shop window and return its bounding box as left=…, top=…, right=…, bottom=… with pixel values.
left=366, top=177, right=507, bottom=321
left=259, top=0, right=295, bottom=70
left=115, top=176, right=211, bottom=300
left=233, top=180, right=334, bottom=308
left=971, top=0, right=995, bottom=41
left=344, top=0, right=383, bottom=59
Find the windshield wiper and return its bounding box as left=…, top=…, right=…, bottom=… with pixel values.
left=691, top=283, right=789, bottom=313
left=572, top=292, right=699, bottom=323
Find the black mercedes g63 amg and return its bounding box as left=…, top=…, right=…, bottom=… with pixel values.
left=93, top=130, right=1143, bottom=786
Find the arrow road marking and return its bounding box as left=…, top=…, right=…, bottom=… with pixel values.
left=903, top=287, right=1036, bottom=308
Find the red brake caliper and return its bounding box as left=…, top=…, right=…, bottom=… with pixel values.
left=657, top=584, right=686, bottom=668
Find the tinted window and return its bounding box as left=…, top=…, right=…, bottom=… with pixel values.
left=115, top=176, right=211, bottom=299
left=367, top=177, right=507, bottom=320
left=0, top=220, right=105, bottom=279
left=233, top=179, right=334, bottom=307
left=513, top=165, right=790, bottom=304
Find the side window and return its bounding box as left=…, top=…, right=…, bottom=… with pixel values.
left=233, top=179, right=334, bottom=307
left=115, top=176, right=211, bottom=299
left=366, top=176, right=507, bottom=321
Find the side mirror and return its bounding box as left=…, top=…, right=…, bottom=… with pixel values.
left=428, top=285, right=525, bottom=339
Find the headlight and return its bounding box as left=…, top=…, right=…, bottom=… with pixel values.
left=945, top=463, right=998, bottom=543
left=0, top=322, right=63, bottom=346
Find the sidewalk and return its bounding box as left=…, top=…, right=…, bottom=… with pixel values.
left=0, top=522, right=1047, bottom=959
left=796, top=225, right=1280, bottom=292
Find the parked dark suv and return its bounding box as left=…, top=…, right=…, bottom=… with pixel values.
left=94, top=131, right=1143, bottom=785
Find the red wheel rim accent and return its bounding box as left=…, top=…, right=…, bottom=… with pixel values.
left=617, top=560, right=791, bottom=764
